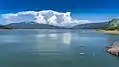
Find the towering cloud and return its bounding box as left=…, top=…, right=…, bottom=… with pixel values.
left=1, top=10, right=91, bottom=26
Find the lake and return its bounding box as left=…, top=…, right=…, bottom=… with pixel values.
left=0, top=29, right=119, bottom=67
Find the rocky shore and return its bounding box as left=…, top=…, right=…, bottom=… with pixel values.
left=97, top=30, right=119, bottom=56
left=106, top=41, right=119, bottom=56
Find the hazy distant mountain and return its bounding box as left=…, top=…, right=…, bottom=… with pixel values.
left=0, top=25, right=11, bottom=29
left=5, top=22, right=64, bottom=29
left=5, top=21, right=109, bottom=29
left=72, top=22, right=109, bottom=29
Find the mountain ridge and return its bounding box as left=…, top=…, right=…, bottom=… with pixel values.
left=0, top=25, right=11, bottom=29
left=4, top=21, right=108, bottom=29
left=72, top=22, right=108, bottom=29
left=5, top=22, right=64, bottom=29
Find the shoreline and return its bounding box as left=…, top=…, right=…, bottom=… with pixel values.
left=97, top=30, right=119, bottom=34
left=98, top=30, right=119, bottom=56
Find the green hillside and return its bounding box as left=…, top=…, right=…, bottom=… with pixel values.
left=105, top=18, right=119, bottom=30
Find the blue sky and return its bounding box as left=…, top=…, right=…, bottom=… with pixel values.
left=0, top=0, right=119, bottom=13
left=0, top=0, right=119, bottom=23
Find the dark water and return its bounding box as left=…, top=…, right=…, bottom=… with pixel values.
left=0, top=29, right=119, bottom=67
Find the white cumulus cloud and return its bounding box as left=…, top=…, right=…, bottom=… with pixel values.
left=1, top=10, right=91, bottom=26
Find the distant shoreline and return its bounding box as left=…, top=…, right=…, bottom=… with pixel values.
left=97, top=30, right=119, bottom=34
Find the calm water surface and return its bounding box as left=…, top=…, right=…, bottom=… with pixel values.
left=0, top=29, right=119, bottom=67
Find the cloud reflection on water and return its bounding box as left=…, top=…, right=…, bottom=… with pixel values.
left=62, top=33, right=71, bottom=45
left=35, top=32, right=72, bottom=45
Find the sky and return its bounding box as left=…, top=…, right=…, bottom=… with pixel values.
left=0, top=0, right=119, bottom=24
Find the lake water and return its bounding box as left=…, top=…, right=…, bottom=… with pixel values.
left=0, top=29, right=119, bottom=67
